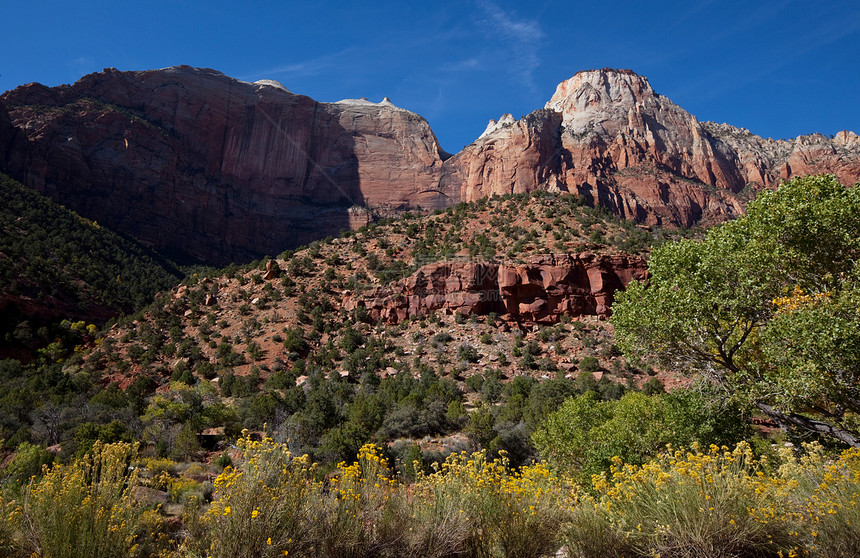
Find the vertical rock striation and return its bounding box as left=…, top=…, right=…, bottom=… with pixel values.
left=1, top=66, right=453, bottom=264
left=445, top=68, right=860, bottom=227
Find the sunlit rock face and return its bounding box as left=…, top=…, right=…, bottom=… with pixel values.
left=342, top=254, right=650, bottom=325
left=444, top=68, right=860, bottom=228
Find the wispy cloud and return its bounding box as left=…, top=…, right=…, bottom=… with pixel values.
left=68, top=56, right=96, bottom=80
left=242, top=48, right=356, bottom=83
left=475, top=0, right=544, bottom=96
left=441, top=57, right=480, bottom=72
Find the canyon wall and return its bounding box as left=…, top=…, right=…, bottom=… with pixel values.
left=0, top=66, right=452, bottom=264
left=2, top=66, right=859, bottom=264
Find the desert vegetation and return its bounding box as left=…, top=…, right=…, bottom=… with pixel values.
left=2, top=175, right=858, bottom=556
left=1, top=434, right=859, bottom=557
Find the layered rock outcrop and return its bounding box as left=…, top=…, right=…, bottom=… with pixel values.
left=1, top=66, right=453, bottom=264
left=342, top=253, right=648, bottom=325
left=2, top=66, right=859, bottom=265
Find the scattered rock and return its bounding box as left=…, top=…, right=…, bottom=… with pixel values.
left=263, top=260, right=281, bottom=280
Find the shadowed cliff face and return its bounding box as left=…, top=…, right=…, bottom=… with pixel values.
left=0, top=66, right=452, bottom=264
left=2, top=67, right=859, bottom=265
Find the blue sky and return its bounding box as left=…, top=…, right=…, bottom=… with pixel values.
left=2, top=0, right=859, bottom=152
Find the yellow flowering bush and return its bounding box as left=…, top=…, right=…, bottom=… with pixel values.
left=565, top=441, right=860, bottom=558
left=190, top=439, right=570, bottom=558
left=316, top=443, right=408, bottom=557
left=409, top=450, right=571, bottom=558
left=167, top=477, right=204, bottom=505
left=195, top=433, right=319, bottom=558
left=567, top=442, right=801, bottom=557
left=7, top=437, right=855, bottom=557
left=17, top=441, right=163, bottom=558
left=778, top=443, right=860, bottom=557
left=142, top=457, right=178, bottom=477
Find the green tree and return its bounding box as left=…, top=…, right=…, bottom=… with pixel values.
left=532, top=388, right=748, bottom=480
left=612, top=175, right=860, bottom=446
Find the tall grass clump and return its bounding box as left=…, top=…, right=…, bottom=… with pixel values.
left=189, top=438, right=569, bottom=558
left=316, top=443, right=409, bottom=557
left=17, top=441, right=163, bottom=558
left=189, top=433, right=320, bottom=558
left=409, top=450, right=571, bottom=558
left=779, top=443, right=860, bottom=558
left=566, top=442, right=802, bottom=558
left=0, top=495, right=18, bottom=556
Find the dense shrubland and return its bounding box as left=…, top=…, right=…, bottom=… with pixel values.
left=1, top=188, right=679, bottom=466
left=1, top=435, right=858, bottom=557
left=0, top=174, right=184, bottom=339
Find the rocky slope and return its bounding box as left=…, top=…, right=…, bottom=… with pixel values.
left=2, top=66, right=858, bottom=264
left=87, top=192, right=681, bottom=394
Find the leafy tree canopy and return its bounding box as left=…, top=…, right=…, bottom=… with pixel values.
left=612, top=175, right=860, bottom=446
left=532, top=386, right=748, bottom=480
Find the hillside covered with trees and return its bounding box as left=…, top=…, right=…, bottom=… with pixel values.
left=0, top=173, right=184, bottom=359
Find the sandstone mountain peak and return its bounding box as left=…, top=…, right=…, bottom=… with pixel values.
left=546, top=68, right=670, bottom=139
left=479, top=113, right=517, bottom=138
left=547, top=69, right=655, bottom=112
left=836, top=130, right=860, bottom=146
left=450, top=68, right=860, bottom=228
left=334, top=96, right=405, bottom=111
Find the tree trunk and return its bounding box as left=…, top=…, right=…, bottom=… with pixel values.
left=755, top=402, right=860, bottom=448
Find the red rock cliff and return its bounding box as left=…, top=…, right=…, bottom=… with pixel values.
left=3, top=67, right=859, bottom=264
left=342, top=253, right=649, bottom=325
left=444, top=69, right=860, bottom=227
left=1, top=67, right=453, bottom=264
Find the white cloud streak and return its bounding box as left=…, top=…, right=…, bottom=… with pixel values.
left=242, top=48, right=356, bottom=83
left=475, top=0, right=545, bottom=96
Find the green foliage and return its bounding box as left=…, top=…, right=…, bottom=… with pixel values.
left=566, top=442, right=796, bottom=558
left=457, top=343, right=480, bottom=363
left=577, top=356, right=600, bottom=373
left=0, top=173, right=182, bottom=327
left=613, top=175, right=860, bottom=446
left=214, top=451, right=233, bottom=470
left=72, top=420, right=134, bottom=457
left=640, top=377, right=665, bottom=395
left=282, top=327, right=309, bottom=355
left=1, top=441, right=54, bottom=484
left=533, top=387, right=749, bottom=481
